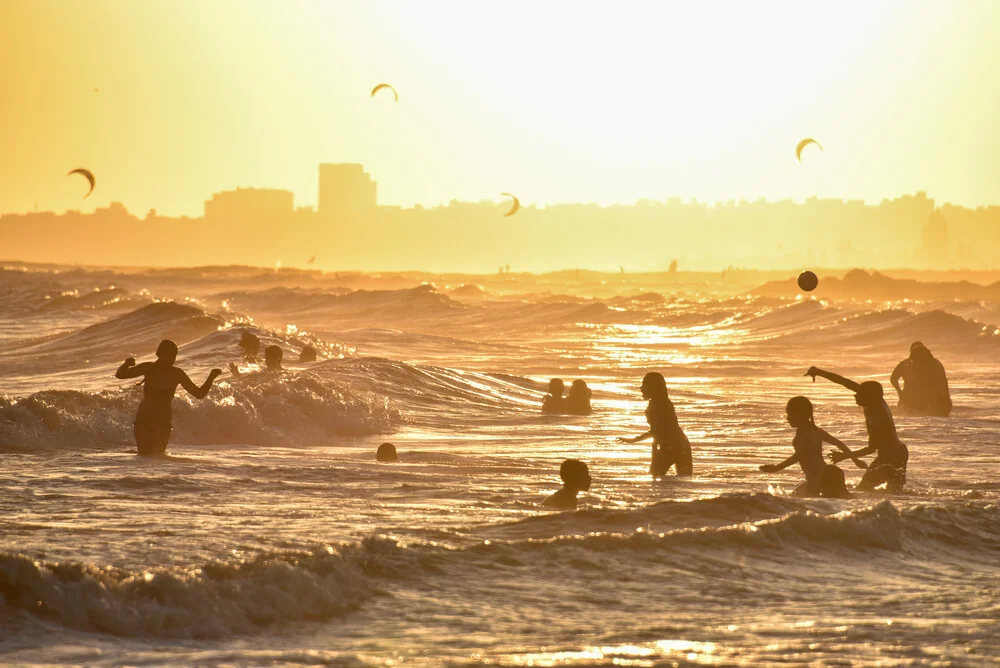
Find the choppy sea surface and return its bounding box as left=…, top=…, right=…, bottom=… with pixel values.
left=1, top=264, right=998, bottom=667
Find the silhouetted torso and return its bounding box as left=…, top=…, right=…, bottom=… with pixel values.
left=793, top=425, right=825, bottom=494
left=864, top=400, right=906, bottom=459
left=542, top=395, right=566, bottom=413
left=646, top=397, right=692, bottom=476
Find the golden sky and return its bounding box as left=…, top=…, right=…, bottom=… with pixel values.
left=2, top=0, right=998, bottom=216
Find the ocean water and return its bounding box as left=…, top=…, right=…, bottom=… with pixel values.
left=1, top=264, right=999, bottom=667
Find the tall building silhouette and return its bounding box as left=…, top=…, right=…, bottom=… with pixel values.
left=318, top=164, right=377, bottom=217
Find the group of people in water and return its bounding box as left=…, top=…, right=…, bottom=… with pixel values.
left=114, top=331, right=317, bottom=457
left=537, top=341, right=952, bottom=508
left=114, top=332, right=950, bottom=507
left=541, top=378, right=593, bottom=415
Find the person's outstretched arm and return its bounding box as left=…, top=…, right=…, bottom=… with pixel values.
left=178, top=368, right=223, bottom=399
left=116, top=358, right=151, bottom=380
left=805, top=366, right=862, bottom=393
left=817, top=427, right=868, bottom=469
left=759, top=453, right=799, bottom=473
left=829, top=443, right=876, bottom=464
left=620, top=430, right=652, bottom=444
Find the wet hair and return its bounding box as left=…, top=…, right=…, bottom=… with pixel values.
left=909, top=341, right=926, bottom=353
left=299, top=346, right=317, bottom=362
left=559, top=458, right=590, bottom=488
left=569, top=379, right=590, bottom=396
left=155, top=339, right=178, bottom=363
left=785, top=395, right=814, bottom=420
left=548, top=378, right=565, bottom=396
left=857, top=381, right=884, bottom=404
left=264, top=345, right=283, bottom=367
left=641, top=372, right=668, bottom=399
left=821, top=464, right=849, bottom=498
left=240, top=331, right=260, bottom=356
left=376, top=442, right=398, bottom=462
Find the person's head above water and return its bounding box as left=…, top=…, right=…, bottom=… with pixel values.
left=155, top=339, right=178, bottom=366
left=569, top=379, right=590, bottom=397
left=264, top=345, right=283, bottom=369
left=821, top=464, right=849, bottom=498
left=560, top=458, right=591, bottom=491
left=547, top=378, right=565, bottom=397
left=785, top=395, right=814, bottom=427
left=909, top=341, right=925, bottom=355
left=299, top=346, right=317, bottom=363
left=376, top=442, right=398, bottom=462
left=640, top=372, right=668, bottom=400
left=911, top=345, right=933, bottom=362
left=855, top=380, right=884, bottom=407
left=239, top=331, right=260, bottom=356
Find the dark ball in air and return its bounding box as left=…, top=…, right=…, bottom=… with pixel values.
left=376, top=442, right=398, bottom=462
left=797, top=270, right=819, bottom=292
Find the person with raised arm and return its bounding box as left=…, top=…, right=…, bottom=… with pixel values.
left=116, top=339, right=222, bottom=457
left=805, top=366, right=909, bottom=492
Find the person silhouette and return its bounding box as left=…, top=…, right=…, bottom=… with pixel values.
left=891, top=342, right=952, bottom=416
left=376, top=443, right=398, bottom=462
left=805, top=367, right=909, bottom=492
left=299, top=346, right=318, bottom=363
left=820, top=463, right=850, bottom=499
left=566, top=380, right=593, bottom=415
left=115, top=339, right=222, bottom=457
left=542, top=378, right=567, bottom=413
left=619, top=372, right=692, bottom=477
left=230, top=345, right=284, bottom=376
left=758, top=396, right=866, bottom=497
left=238, top=330, right=260, bottom=363
left=542, top=459, right=591, bottom=509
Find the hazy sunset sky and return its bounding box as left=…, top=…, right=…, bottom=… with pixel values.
left=2, top=0, right=998, bottom=216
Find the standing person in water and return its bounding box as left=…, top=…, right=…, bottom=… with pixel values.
left=566, top=379, right=593, bottom=415
left=758, top=396, right=866, bottom=497
left=619, top=372, right=692, bottom=477
left=890, top=342, right=952, bottom=417
left=115, top=340, right=222, bottom=457
left=806, top=366, right=909, bottom=492
left=541, top=378, right=567, bottom=413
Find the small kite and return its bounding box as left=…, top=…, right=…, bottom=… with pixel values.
left=371, top=83, right=398, bottom=103
left=67, top=168, right=95, bottom=199
left=796, top=138, right=823, bottom=162
left=500, top=193, right=520, bottom=217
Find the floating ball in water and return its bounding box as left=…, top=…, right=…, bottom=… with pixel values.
left=797, top=270, right=819, bottom=292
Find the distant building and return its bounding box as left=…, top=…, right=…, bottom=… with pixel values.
left=918, top=209, right=949, bottom=267
left=318, top=164, right=377, bottom=217
left=204, top=187, right=294, bottom=222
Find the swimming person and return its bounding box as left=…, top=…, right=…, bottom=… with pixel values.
left=805, top=366, right=909, bottom=492
left=758, top=396, right=866, bottom=497
left=890, top=342, right=952, bottom=416
left=376, top=442, right=398, bottom=462
left=239, top=330, right=261, bottom=363
left=619, top=372, right=692, bottom=477
left=542, top=378, right=567, bottom=413
left=230, top=345, right=284, bottom=376
left=115, top=339, right=222, bottom=457
left=299, top=346, right=318, bottom=363
left=542, top=459, right=591, bottom=509
left=566, top=379, right=592, bottom=415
